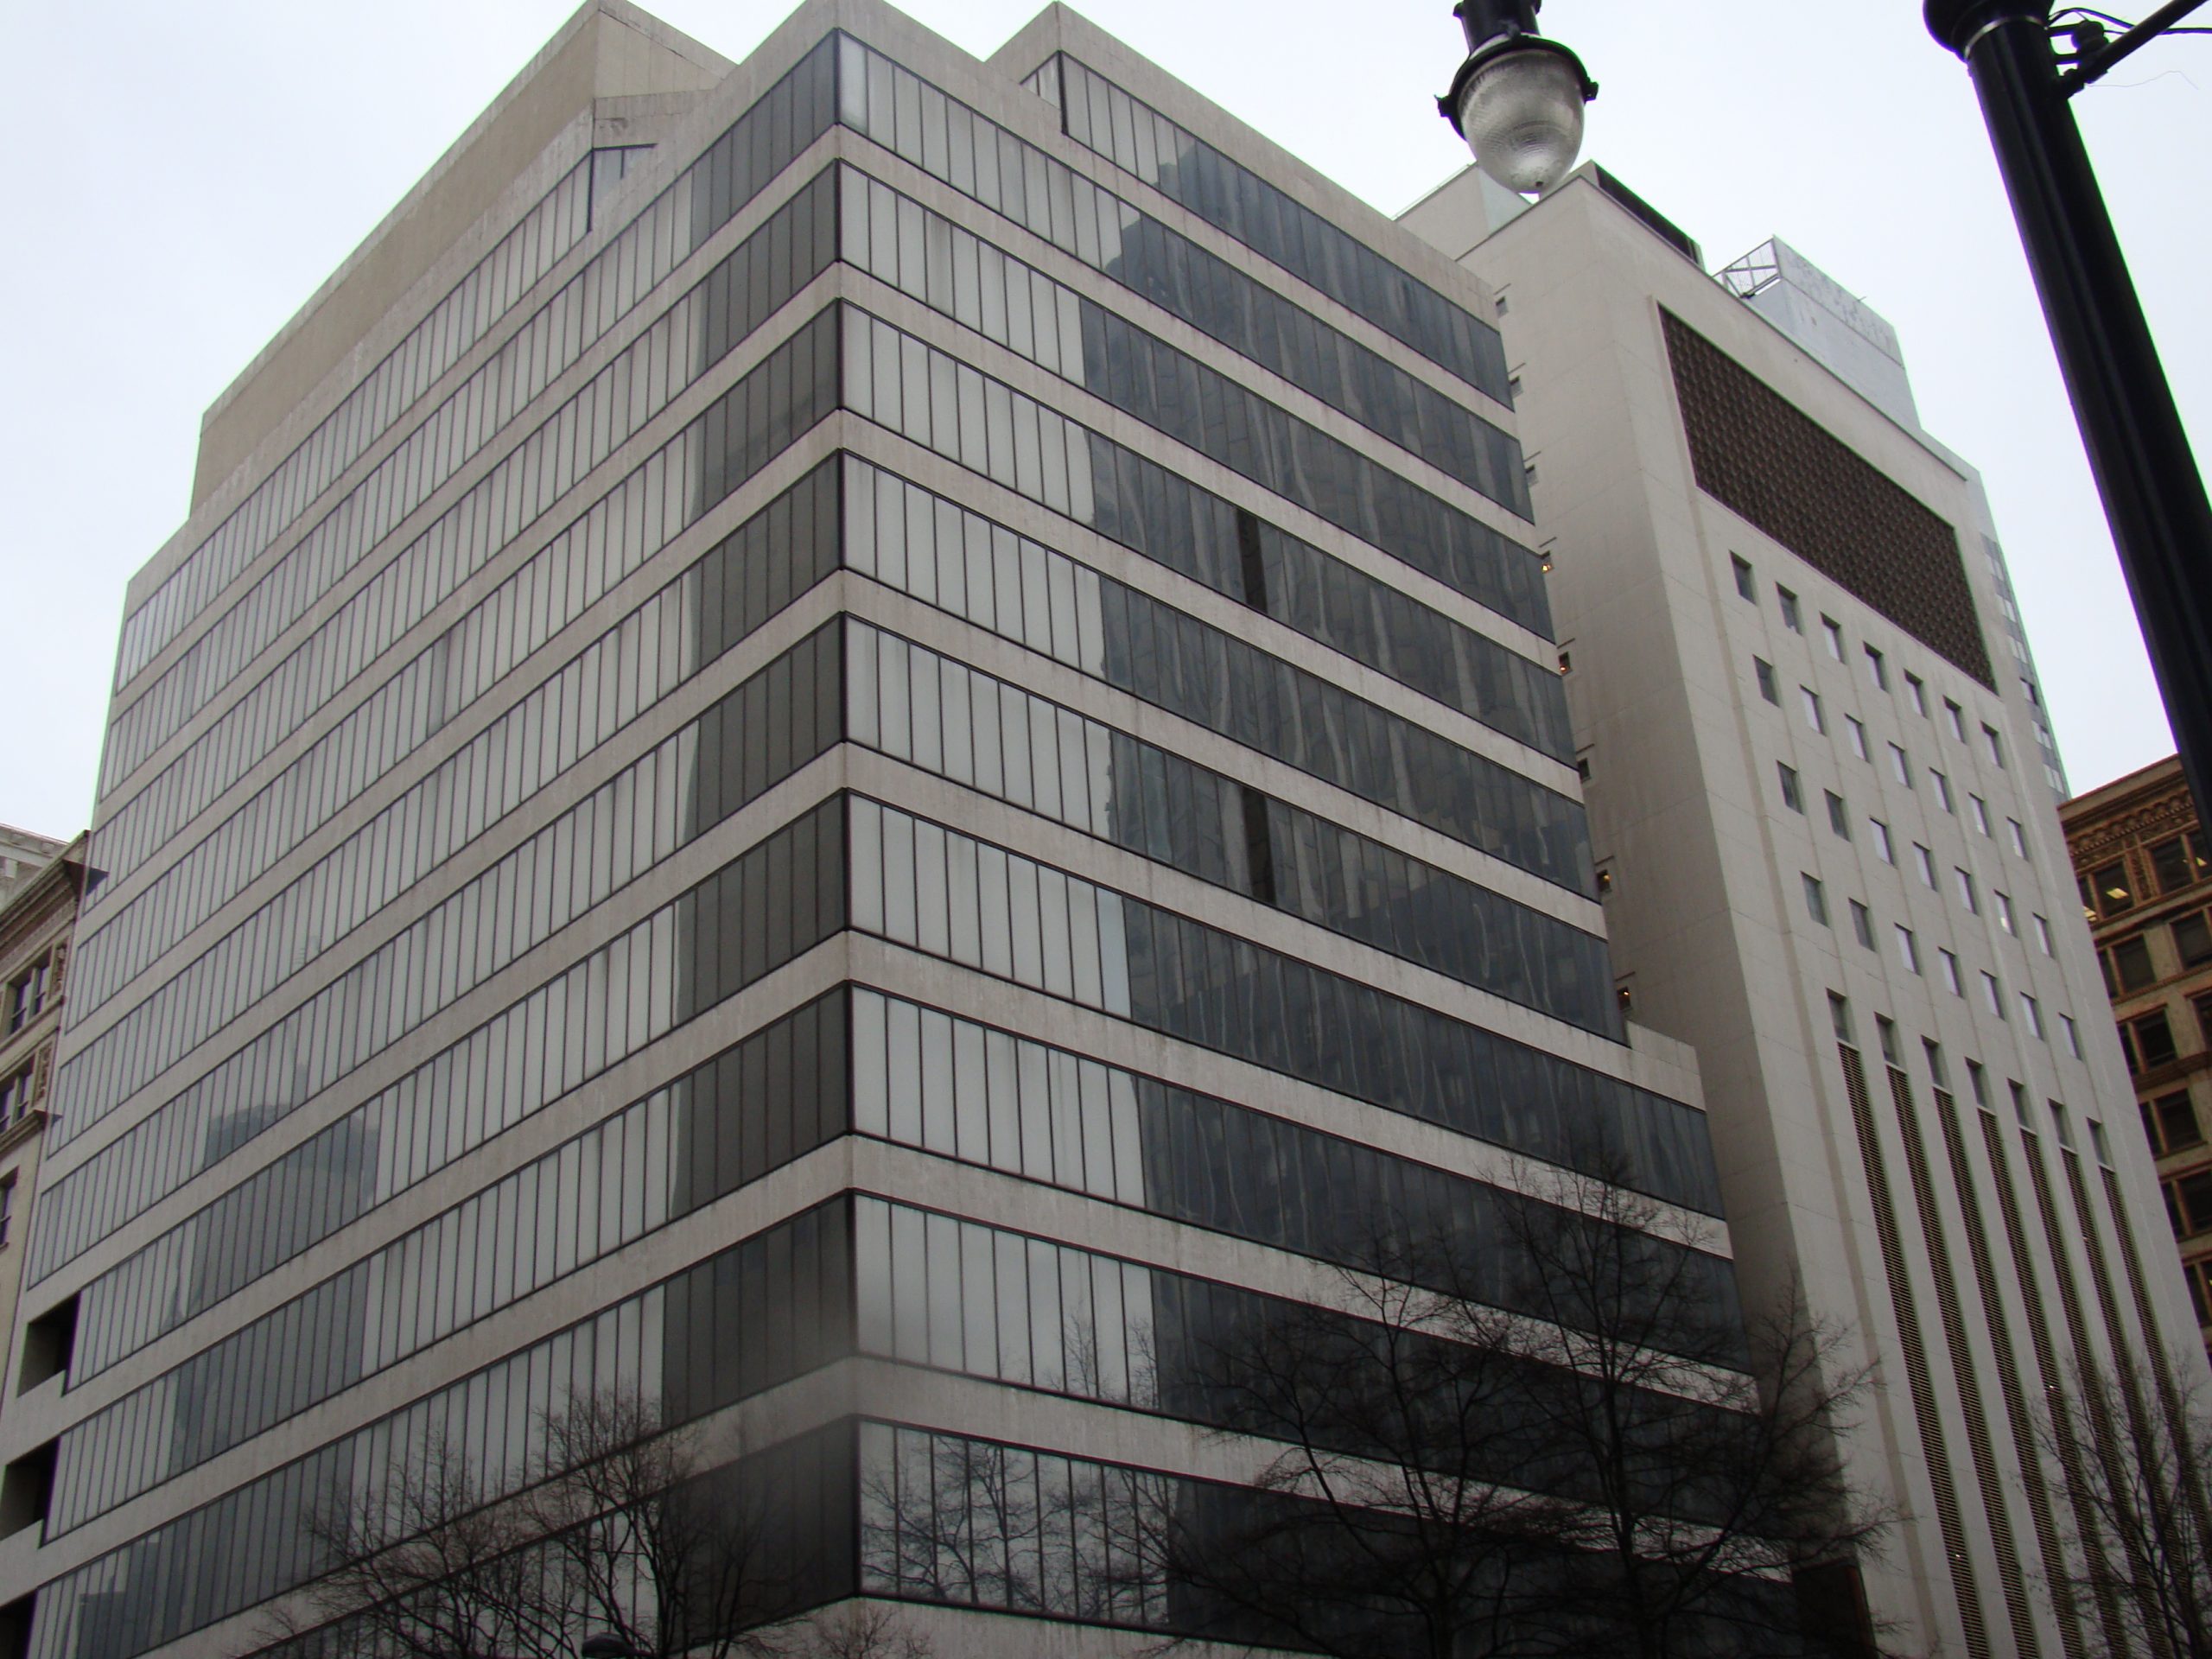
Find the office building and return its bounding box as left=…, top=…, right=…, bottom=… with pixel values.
left=1402, top=163, right=2207, bottom=1658
left=2061, top=755, right=2212, bottom=1363
left=0, top=5, right=1754, bottom=1655
left=0, top=834, right=86, bottom=1437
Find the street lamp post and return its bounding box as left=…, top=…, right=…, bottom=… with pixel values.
left=1925, top=0, right=2212, bottom=817
left=1436, top=0, right=1598, bottom=196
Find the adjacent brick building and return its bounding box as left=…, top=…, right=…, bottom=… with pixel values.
left=2063, top=756, right=2212, bottom=1362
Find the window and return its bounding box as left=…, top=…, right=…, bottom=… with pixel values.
left=1851, top=900, right=1876, bottom=949
left=1872, top=819, right=1895, bottom=863
left=1877, top=1015, right=1903, bottom=1066
left=1915, top=844, right=1937, bottom=887
left=1955, top=868, right=1980, bottom=913
left=1944, top=698, right=1967, bottom=741
left=1827, top=791, right=1850, bottom=838
left=2152, top=836, right=2196, bottom=894
left=2059, top=1012, right=2081, bottom=1058
left=1889, top=744, right=1912, bottom=787
left=2177, top=912, right=2212, bottom=969
left=1940, top=949, right=1963, bottom=995
left=1755, top=658, right=1780, bottom=704
left=4, top=960, right=47, bottom=1036
left=2010, top=1080, right=2035, bottom=1131
left=2033, top=913, right=2054, bottom=956
left=1904, top=672, right=1928, bottom=716
left=1845, top=716, right=1869, bottom=760
left=1982, top=971, right=2005, bottom=1017
left=1822, top=616, right=1845, bottom=660
left=2195, top=991, right=2212, bottom=1044
left=2090, top=1118, right=2112, bottom=1166
left=2144, top=1090, right=2203, bottom=1155
left=1923, top=1038, right=1949, bottom=1088
left=1896, top=925, right=1922, bottom=975
left=2052, top=1102, right=2077, bottom=1150
left=1865, top=645, right=1889, bottom=690
left=1803, top=874, right=1830, bottom=926
left=2110, top=935, right=2156, bottom=993
left=1930, top=770, right=1955, bottom=812
left=2186, top=1259, right=2212, bottom=1325
left=1967, top=1059, right=1991, bottom=1109
left=1968, top=795, right=1991, bottom=836
left=1777, top=587, right=1802, bottom=632
left=2021, top=993, right=2044, bottom=1039
left=2126, top=1008, right=2177, bottom=1072
left=0, top=1178, right=13, bottom=1249
left=1802, top=687, right=1826, bottom=734
left=1829, top=992, right=1854, bottom=1043
left=1779, top=765, right=1804, bottom=813
left=1983, top=723, right=2005, bottom=769
left=0, top=1068, right=31, bottom=1127
left=2165, top=1170, right=2212, bottom=1238
left=1995, top=891, right=2017, bottom=936
left=1732, top=555, right=1756, bottom=601
left=2192, top=831, right=2212, bottom=884
left=2091, top=861, right=2135, bottom=917
left=2008, top=819, right=2028, bottom=858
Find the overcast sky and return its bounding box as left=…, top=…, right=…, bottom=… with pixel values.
left=3, top=0, right=2204, bottom=842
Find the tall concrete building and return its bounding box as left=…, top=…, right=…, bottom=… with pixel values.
left=0, top=5, right=1764, bottom=1656
left=1403, top=164, right=2208, bottom=1657
left=2060, top=754, right=2212, bottom=1366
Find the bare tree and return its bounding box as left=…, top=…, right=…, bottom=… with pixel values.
left=2044, top=1353, right=2212, bottom=1658
left=1143, top=1154, right=1898, bottom=1659
left=261, top=1389, right=931, bottom=1659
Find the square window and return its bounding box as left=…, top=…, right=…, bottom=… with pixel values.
left=1851, top=900, right=1875, bottom=949
left=1732, top=555, right=1756, bottom=601
left=2008, top=819, right=2029, bottom=858
left=1872, top=819, right=1895, bottom=863
left=1846, top=716, right=1869, bottom=760
left=1896, top=925, right=1922, bottom=975
left=1803, top=873, right=1829, bottom=926
left=1822, top=617, right=1845, bottom=661
left=1827, top=791, right=1850, bottom=838
left=1940, top=949, right=1963, bottom=995
left=1777, top=587, right=1802, bottom=632
left=1755, top=658, right=1780, bottom=704
left=1944, top=699, right=1967, bottom=741
left=2145, top=1090, right=2203, bottom=1154
left=2133, top=1008, right=2177, bottom=1070
left=2152, top=836, right=2194, bottom=894
left=2112, top=934, right=2156, bottom=991
left=1904, top=672, right=1928, bottom=716
left=1889, top=744, right=1912, bottom=787
left=2177, top=912, right=2212, bottom=968
left=1779, top=764, right=1804, bottom=813
left=1969, top=795, right=1992, bottom=836
left=1802, top=688, right=1826, bottom=734
left=1865, top=645, right=1889, bottom=690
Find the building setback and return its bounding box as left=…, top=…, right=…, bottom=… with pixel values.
left=2061, top=756, right=2212, bottom=1365
left=0, top=4, right=1764, bottom=1656
left=1402, top=162, right=2209, bottom=1657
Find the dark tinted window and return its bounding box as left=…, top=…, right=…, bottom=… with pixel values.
left=2113, top=935, right=2157, bottom=993
left=2153, top=836, right=2196, bottom=893
left=2094, top=861, right=2135, bottom=917
left=2134, top=1009, right=2178, bottom=1071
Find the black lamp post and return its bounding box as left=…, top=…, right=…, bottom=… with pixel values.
left=1436, top=0, right=1598, bottom=196
left=1924, top=1, right=2212, bottom=816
